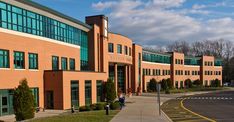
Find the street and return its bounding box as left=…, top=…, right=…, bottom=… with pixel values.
left=183, top=91, right=234, bottom=122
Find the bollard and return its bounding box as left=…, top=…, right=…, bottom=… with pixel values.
left=105, top=104, right=109, bottom=115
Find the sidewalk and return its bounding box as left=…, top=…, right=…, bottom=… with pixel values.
left=110, top=89, right=232, bottom=122
left=0, top=110, right=65, bottom=122
left=110, top=95, right=171, bottom=122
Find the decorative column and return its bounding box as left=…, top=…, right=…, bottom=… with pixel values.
left=128, top=65, right=131, bottom=89
left=114, top=63, right=118, bottom=93
left=125, top=65, right=128, bottom=93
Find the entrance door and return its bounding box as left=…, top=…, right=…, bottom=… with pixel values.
left=46, top=91, right=54, bottom=109
left=1, top=95, right=9, bottom=116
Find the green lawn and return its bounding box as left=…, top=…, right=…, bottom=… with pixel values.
left=168, top=87, right=228, bottom=94
left=30, top=110, right=119, bottom=122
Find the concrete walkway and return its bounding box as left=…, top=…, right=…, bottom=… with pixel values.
left=0, top=110, right=65, bottom=122
left=110, top=95, right=171, bottom=122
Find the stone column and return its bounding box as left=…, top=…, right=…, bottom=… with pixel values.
left=114, top=63, right=118, bottom=93
left=128, top=65, right=131, bottom=89
left=125, top=65, right=128, bottom=93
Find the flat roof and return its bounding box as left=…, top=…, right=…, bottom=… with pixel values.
left=16, top=0, right=92, bottom=29
left=142, top=49, right=172, bottom=56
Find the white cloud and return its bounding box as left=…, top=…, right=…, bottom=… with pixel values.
left=151, top=0, right=186, bottom=8
left=92, top=0, right=234, bottom=46
left=192, top=4, right=206, bottom=9
left=91, top=1, right=117, bottom=11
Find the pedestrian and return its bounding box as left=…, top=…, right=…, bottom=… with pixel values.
left=119, top=93, right=124, bottom=110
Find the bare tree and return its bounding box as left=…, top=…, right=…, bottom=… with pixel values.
left=166, top=41, right=190, bottom=55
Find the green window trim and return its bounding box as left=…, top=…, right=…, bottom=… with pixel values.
left=52, top=56, right=59, bottom=70
left=108, top=43, right=114, bottom=53
left=0, top=49, right=9, bottom=68
left=69, top=58, right=75, bottom=71
left=61, top=57, right=67, bottom=70
left=85, top=80, right=92, bottom=105
left=71, top=80, right=79, bottom=108
left=14, top=51, right=25, bottom=69
left=142, top=51, right=171, bottom=64
left=117, top=44, right=122, bottom=54
left=96, top=80, right=103, bottom=103
left=28, top=53, right=38, bottom=69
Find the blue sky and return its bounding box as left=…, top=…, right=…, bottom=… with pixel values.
left=33, top=0, right=234, bottom=47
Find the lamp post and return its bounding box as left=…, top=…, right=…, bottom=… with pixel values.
left=156, top=75, right=161, bottom=116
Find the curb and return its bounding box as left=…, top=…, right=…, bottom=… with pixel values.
left=161, top=110, right=173, bottom=122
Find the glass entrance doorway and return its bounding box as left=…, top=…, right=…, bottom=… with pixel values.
left=46, top=91, right=54, bottom=109
left=0, top=90, right=14, bottom=116
left=0, top=95, right=9, bottom=116
left=118, top=66, right=125, bottom=93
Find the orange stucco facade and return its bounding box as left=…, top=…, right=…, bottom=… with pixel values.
left=0, top=0, right=222, bottom=115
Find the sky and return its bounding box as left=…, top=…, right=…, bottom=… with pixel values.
left=33, top=0, right=234, bottom=47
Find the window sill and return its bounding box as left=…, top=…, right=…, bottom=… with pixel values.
left=14, top=69, right=26, bottom=71
left=0, top=68, right=10, bottom=70
left=29, top=69, right=39, bottom=72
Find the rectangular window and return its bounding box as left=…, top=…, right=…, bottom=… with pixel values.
left=69, top=58, right=75, bottom=70
left=0, top=49, right=9, bottom=68
left=124, top=46, right=128, bottom=55
left=108, top=43, right=114, bottom=53
left=129, top=47, right=132, bottom=56
left=14, top=51, right=25, bottom=69
left=52, top=56, right=59, bottom=70
left=31, top=88, right=39, bottom=107
left=28, top=53, right=38, bottom=69
left=71, top=80, right=79, bottom=108
left=96, top=80, right=103, bottom=102
left=61, top=57, right=67, bottom=70
left=117, top=44, right=122, bottom=54
left=85, top=80, right=92, bottom=105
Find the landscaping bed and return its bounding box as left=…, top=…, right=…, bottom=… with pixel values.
left=30, top=110, right=119, bottom=122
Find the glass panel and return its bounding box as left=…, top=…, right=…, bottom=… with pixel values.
left=96, top=80, right=103, bottom=102
left=117, top=44, right=122, bottom=54
left=14, top=51, right=24, bottom=69
left=61, top=57, right=67, bottom=70
left=108, top=43, right=113, bottom=53
left=142, top=51, right=171, bottom=64
left=69, top=58, right=75, bottom=70
left=118, top=66, right=125, bottom=93
left=2, top=97, right=7, bottom=106
left=52, top=56, right=59, bottom=70
left=71, top=81, right=79, bottom=108
left=29, top=53, right=38, bottom=69
left=1, top=10, right=7, bottom=22
left=0, top=2, right=6, bottom=9
left=0, top=49, right=9, bottom=68
left=85, top=80, right=91, bottom=105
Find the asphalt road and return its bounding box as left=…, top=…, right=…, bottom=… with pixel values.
left=183, top=91, right=234, bottom=122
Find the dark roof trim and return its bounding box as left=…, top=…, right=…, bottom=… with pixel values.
left=17, top=0, right=92, bottom=29
left=142, top=50, right=172, bottom=56
left=86, top=15, right=108, bottom=20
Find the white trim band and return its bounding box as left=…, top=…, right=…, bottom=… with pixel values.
left=0, top=28, right=80, bottom=49
left=142, top=61, right=171, bottom=66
